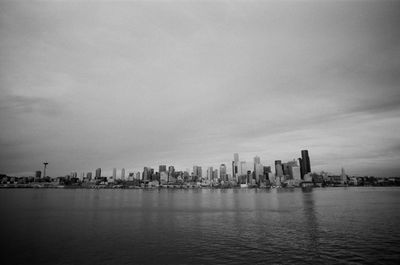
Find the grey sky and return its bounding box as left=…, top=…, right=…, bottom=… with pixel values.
left=1, top=0, right=399, bottom=177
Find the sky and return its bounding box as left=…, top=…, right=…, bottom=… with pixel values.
left=1, top=0, right=400, bottom=177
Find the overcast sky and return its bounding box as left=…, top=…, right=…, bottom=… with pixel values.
left=1, top=0, right=399, bottom=177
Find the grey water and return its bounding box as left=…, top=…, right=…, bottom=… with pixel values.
left=0, top=187, right=399, bottom=264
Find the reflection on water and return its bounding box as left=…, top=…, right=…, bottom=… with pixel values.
left=0, top=188, right=399, bottom=264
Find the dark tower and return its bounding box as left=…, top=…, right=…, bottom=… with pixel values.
left=300, top=150, right=311, bottom=178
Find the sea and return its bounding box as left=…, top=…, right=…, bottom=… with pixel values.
left=0, top=187, right=399, bottom=264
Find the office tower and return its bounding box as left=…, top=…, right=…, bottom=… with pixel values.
left=254, top=156, right=262, bottom=182
left=291, top=166, right=301, bottom=180
left=159, top=165, right=167, bottom=173
left=113, top=168, right=117, bottom=180
left=213, top=169, right=218, bottom=180
left=121, top=168, right=125, bottom=181
left=254, top=164, right=264, bottom=183
left=168, top=166, right=175, bottom=175
left=35, top=171, right=41, bottom=179
left=143, top=167, right=150, bottom=181
left=95, top=168, right=101, bottom=179
left=300, top=150, right=311, bottom=178
left=219, top=164, right=227, bottom=181
left=232, top=153, right=239, bottom=181
left=193, top=166, right=202, bottom=181
left=207, top=167, right=213, bottom=180
left=86, top=172, right=92, bottom=180
left=275, top=160, right=283, bottom=178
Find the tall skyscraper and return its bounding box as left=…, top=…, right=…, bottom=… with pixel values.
left=300, top=150, right=311, bottom=179
left=232, top=153, right=239, bottom=181
left=253, top=156, right=262, bottom=182
left=95, top=168, right=101, bottom=179
left=219, top=164, right=227, bottom=181
left=206, top=167, right=213, bottom=180
left=113, top=168, right=117, bottom=180
left=121, top=168, right=125, bottom=181
left=275, top=160, right=283, bottom=178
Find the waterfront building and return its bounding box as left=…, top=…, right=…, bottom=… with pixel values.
left=95, top=168, right=101, bottom=179
left=35, top=171, right=41, bottom=179
left=86, top=172, right=92, bottom=180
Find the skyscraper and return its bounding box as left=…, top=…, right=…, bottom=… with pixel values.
left=232, top=153, right=239, bottom=181
left=300, top=150, right=311, bottom=179
left=121, top=168, right=125, bottom=181
left=207, top=167, right=213, bottom=180
left=193, top=166, right=202, bottom=181
left=219, top=164, right=227, bottom=181
left=275, top=160, right=283, bottom=178
left=113, top=168, right=117, bottom=180
left=159, top=165, right=167, bottom=173
left=95, top=168, right=101, bottom=179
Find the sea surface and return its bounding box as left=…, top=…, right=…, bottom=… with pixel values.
left=0, top=187, right=399, bottom=264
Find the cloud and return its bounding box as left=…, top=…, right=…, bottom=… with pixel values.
left=0, top=0, right=399, bottom=177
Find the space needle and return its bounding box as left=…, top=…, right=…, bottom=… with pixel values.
left=43, top=162, right=48, bottom=179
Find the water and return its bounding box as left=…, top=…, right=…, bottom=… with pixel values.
left=0, top=187, right=399, bottom=264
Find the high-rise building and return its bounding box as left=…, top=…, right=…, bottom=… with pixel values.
left=213, top=169, right=218, bottom=180
left=240, top=161, right=247, bottom=175
left=232, top=153, right=239, bottom=181
left=121, top=168, right=125, bottom=181
left=219, top=164, right=227, bottom=181
left=254, top=156, right=262, bottom=182
left=275, top=160, right=283, bottom=178
left=300, top=150, right=311, bottom=179
left=206, top=167, right=213, bottom=180
left=143, top=167, right=150, bottom=181
left=159, top=165, right=167, bottom=173
left=193, top=166, right=202, bottom=181
left=86, top=172, right=92, bottom=180
left=112, top=168, right=117, bottom=180
left=35, top=171, right=41, bottom=179
left=95, top=168, right=101, bottom=179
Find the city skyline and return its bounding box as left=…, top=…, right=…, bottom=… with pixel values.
left=1, top=1, right=400, bottom=177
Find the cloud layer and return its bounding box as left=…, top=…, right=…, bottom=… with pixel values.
left=1, top=0, right=400, bottom=177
